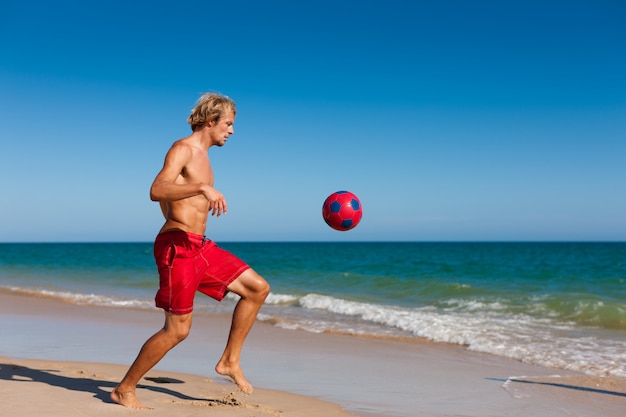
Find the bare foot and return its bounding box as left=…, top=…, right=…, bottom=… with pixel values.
left=111, top=387, right=152, bottom=409
left=215, top=362, right=253, bottom=394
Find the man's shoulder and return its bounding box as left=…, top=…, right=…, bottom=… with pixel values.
left=161, top=139, right=194, bottom=165
left=171, top=136, right=192, bottom=148
left=167, top=138, right=195, bottom=154
left=170, top=135, right=206, bottom=152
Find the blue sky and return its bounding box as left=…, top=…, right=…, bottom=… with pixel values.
left=1, top=0, right=624, bottom=242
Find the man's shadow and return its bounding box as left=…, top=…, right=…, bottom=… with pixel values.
left=0, top=362, right=226, bottom=405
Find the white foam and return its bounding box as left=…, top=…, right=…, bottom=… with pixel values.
left=4, top=286, right=155, bottom=310
left=294, top=293, right=626, bottom=377
left=264, top=292, right=300, bottom=305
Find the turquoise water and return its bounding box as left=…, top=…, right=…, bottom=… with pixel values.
left=1, top=241, right=625, bottom=377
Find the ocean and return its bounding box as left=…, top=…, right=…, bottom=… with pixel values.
left=1, top=241, right=625, bottom=378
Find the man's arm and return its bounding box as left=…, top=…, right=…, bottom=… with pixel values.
left=150, top=143, right=205, bottom=202
left=150, top=143, right=227, bottom=216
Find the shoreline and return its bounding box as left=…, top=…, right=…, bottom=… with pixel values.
left=2, top=290, right=625, bottom=416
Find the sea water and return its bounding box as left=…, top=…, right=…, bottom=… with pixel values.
left=1, top=241, right=625, bottom=378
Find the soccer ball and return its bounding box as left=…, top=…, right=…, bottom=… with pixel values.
left=322, top=191, right=363, bottom=231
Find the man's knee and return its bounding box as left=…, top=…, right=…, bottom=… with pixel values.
left=171, top=325, right=191, bottom=343
left=256, top=279, right=270, bottom=302
left=229, top=270, right=270, bottom=302
left=164, top=313, right=192, bottom=342
left=249, top=271, right=270, bottom=300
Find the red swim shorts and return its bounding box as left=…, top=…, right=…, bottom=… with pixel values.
left=153, top=230, right=250, bottom=314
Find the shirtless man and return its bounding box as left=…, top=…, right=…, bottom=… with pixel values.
left=111, top=93, right=270, bottom=409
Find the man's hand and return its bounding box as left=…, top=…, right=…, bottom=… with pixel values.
left=202, top=185, right=227, bottom=216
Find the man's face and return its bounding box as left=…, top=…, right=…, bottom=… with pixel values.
left=210, top=110, right=235, bottom=146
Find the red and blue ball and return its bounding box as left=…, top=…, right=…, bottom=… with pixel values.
left=322, top=191, right=363, bottom=231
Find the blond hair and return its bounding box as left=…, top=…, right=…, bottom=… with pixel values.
left=187, top=92, right=236, bottom=131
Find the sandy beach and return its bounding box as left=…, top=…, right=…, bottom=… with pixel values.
left=1, top=290, right=625, bottom=417
left=1, top=356, right=354, bottom=417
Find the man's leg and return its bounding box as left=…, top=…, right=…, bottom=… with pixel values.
left=215, top=269, right=270, bottom=394
left=111, top=312, right=192, bottom=408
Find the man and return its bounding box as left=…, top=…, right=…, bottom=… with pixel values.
left=111, top=93, right=270, bottom=409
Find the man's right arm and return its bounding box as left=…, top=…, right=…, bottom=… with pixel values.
left=149, top=144, right=205, bottom=202
left=149, top=144, right=227, bottom=216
